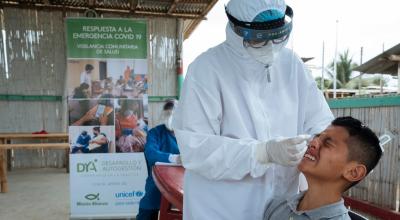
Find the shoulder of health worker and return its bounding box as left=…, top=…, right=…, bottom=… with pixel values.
left=279, top=48, right=306, bottom=68
left=185, top=44, right=227, bottom=81
left=279, top=48, right=317, bottom=82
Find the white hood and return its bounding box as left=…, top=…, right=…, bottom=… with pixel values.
left=225, top=0, right=289, bottom=66
left=225, top=24, right=250, bottom=59
left=226, top=0, right=286, bottom=22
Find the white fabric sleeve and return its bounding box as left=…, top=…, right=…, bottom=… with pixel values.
left=173, top=76, right=269, bottom=181
left=302, top=69, right=334, bottom=135
left=80, top=72, right=85, bottom=84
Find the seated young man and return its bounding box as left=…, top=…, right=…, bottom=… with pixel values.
left=88, top=126, right=109, bottom=153
left=264, top=116, right=382, bottom=220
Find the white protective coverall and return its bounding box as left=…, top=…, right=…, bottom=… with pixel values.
left=172, top=1, right=334, bottom=219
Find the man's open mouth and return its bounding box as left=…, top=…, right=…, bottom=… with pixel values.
left=303, top=153, right=316, bottom=161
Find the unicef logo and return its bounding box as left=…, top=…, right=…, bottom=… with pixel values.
left=135, top=191, right=144, bottom=197
left=115, top=190, right=144, bottom=198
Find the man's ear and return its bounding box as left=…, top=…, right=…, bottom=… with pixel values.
left=343, top=162, right=367, bottom=183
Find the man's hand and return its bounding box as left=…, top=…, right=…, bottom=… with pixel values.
left=255, top=135, right=310, bottom=166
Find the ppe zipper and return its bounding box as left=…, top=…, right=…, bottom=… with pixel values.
left=265, top=65, right=271, bottom=83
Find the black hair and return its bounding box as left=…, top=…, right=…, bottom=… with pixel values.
left=93, top=126, right=100, bottom=132
left=85, top=64, right=94, bottom=71
left=73, top=83, right=90, bottom=99
left=79, top=83, right=89, bottom=90
left=331, top=116, right=382, bottom=175
left=163, top=99, right=176, bottom=111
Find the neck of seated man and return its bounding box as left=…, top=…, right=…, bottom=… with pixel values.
left=297, top=175, right=346, bottom=211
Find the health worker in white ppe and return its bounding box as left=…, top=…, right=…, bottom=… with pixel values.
left=172, top=0, right=334, bottom=219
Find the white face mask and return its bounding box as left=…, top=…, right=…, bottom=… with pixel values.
left=246, top=40, right=287, bottom=66
left=165, top=115, right=173, bottom=131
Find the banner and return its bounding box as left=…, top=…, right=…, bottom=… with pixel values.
left=70, top=154, right=146, bottom=218
left=66, top=18, right=147, bottom=59
left=66, top=18, right=148, bottom=218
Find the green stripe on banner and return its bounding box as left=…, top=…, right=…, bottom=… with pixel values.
left=0, top=94, right=62, bottom=102
left=328, top=95, right=400, bottom=109
left=148, top=96, right=179, bottom=102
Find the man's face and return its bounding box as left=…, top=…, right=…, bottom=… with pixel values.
left=298, top=125, right=351, bottom=181
left=93, top=129, right=99, bottom=135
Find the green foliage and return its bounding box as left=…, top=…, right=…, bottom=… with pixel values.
left=327, top=49, right=358, bottom=89
left=345, top=76, right=388, bottom=89
left=315, top=77, right=331, bottom=90
left=315, top=49, right=389, bottom=90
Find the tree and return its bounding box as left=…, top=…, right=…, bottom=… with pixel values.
left=315, top=49, right=388, bottom=91
left=315, top=77, right=331, bottom=90
left=327, top=49, right=358, bottom=89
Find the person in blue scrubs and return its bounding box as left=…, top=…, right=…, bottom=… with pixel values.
left=71, top=130, right=91, bottom=153
left=136, top=99, right=180, bottom=220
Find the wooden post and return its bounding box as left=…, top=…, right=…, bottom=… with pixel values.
left=387, top=55, right=400, bottom=94
left=6, top=139, right=11, bottom=171
left=0, top=138, right=8, bottom=193
left=65, top=148, right=70, bottom=173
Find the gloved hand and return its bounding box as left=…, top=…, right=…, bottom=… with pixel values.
left=255, top=135, right=310, bottom=166
left=168, top=154, right=182, bottom=165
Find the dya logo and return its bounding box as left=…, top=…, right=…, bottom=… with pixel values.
left=77, top=159, right=98, bottom=173
left=85, top=193, right=100, bottom=201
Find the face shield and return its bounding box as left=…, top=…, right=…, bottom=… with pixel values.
left=226, top=6, right=293, bottom=49
left=160, top=109, right=174, bottom=131
left=226, top=5, right=294, bottom=66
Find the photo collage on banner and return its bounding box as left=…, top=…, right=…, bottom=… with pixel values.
left=66, top=18, right=148, bottom=218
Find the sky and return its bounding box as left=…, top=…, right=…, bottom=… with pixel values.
left=183, top=0, right=400, bottom=87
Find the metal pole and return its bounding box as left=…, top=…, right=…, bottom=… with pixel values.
left=333, top=20, right=338, bottom=98
left=380, top=44, right=385, bottom=94
left=358, top=47, right=363, bottom=95
left=321, top=41, right=325, bottom=91
left=176, top=18, right=184, bottom=98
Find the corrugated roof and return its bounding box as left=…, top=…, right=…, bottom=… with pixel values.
left=353, top=43, right=400, bottom=75
left=0, top=0, right=218, bottom=39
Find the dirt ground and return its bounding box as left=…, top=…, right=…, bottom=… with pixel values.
left=0, top=168, right=138, bottom=220
left=0, top=168, right=70, bottom=220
